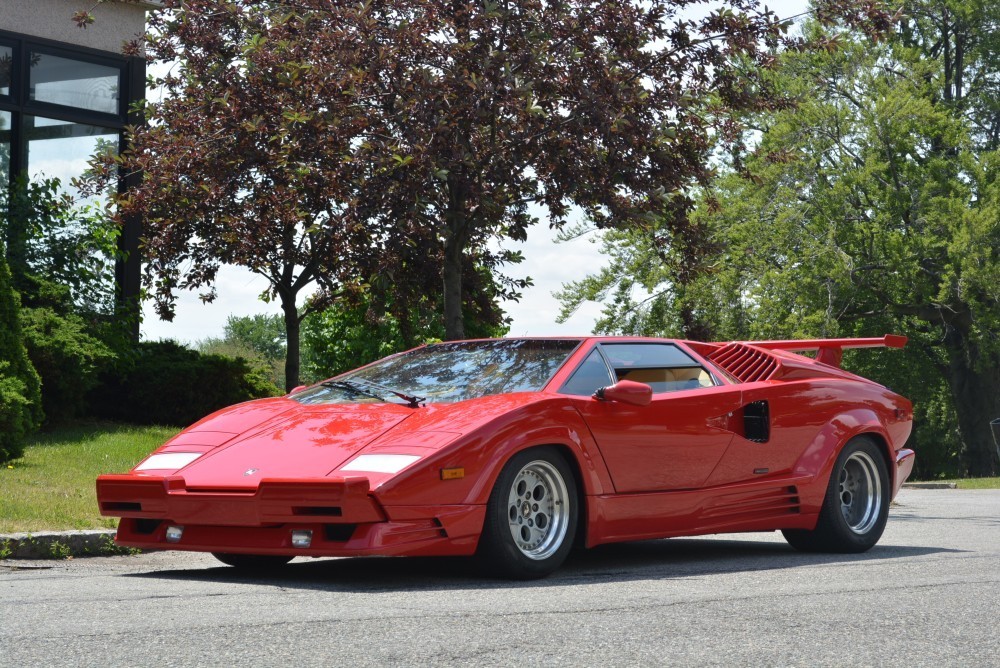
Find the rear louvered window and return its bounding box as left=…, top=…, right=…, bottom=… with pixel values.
left=708, top=344, right=778, bottom=383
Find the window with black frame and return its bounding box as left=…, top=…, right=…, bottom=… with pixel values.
left=0, top=32, right=136, bottom=193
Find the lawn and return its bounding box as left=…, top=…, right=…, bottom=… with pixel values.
left=0, top=423, right=178, bottom=533
left=949, top=476, right=1000, bottom=489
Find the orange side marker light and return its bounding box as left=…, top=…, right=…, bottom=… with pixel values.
left=440, top=467, right=465, bottom=480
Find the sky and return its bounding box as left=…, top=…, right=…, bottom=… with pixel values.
left=139, top=0, right=812, bottom=345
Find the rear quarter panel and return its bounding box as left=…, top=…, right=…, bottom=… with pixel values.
left=709, top=377, right=911, bottom=512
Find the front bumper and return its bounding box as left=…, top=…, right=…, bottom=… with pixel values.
left=97, top=475, right=484, bottom=557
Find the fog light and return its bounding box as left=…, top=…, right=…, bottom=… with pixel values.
left=165, top=525, right=184, bottom=543
left=291, top=530, right=313, bottom=548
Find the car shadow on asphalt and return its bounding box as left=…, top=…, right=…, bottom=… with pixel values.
left=124, top=538, right=963, bottom=593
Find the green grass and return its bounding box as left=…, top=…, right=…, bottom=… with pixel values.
left=952, top=477, right=1000, bottom=489
left=0, top=423, right=179, bottom=533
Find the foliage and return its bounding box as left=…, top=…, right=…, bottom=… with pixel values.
left=81, top=0, right=891, bottom=388
left=80, top=1, right=400, bottom=391
left=301, top=293, right=508, bottom=383
left=1, top=175, right=121, bottom=427
left=20, top=308, right=116, bottom=425
left=2, top=175, right=118, bottom=315
left=220, top=314, right=286, bottom=363
left=335, top=0, right=890, bottom=340
left=88, top=340, right=281, bottom=427
left=198, top=314, right=287, bottom=388
left=0, top=243, right=42, bottom=463
left=558, top=5, right=1000, bottom=476
left=0, top=422, right=178, bottom=533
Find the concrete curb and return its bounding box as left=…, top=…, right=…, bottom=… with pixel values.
left=902, top=482, right=958, bottom=490
left=0, top=530, right=118, bottom=560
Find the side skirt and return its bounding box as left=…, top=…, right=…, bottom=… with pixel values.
left=586, top=475, right=820, bottom=547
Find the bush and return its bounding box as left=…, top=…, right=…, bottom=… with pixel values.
left=0, top=366, right=36, bottom=462
left=0, top=248, right=42, bottom=462
left=21, top=307, right=116, bottom=424
left=198, top=336, right=284, bottom=390
left=89, top=340, right=281, bottom=427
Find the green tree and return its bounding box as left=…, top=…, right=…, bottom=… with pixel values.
left=348, top=0, right=890, bottom=340
left=82, top=0, right=892, bottom=382
left=198, top=314, right=287, bottom=389
left=559, top=9, right=1000, bottom=476
left=301, top=290, right=509, bottom=382
left=0, top=241, right=42, bottom=462
left=1, top=177, right=118, bottom=424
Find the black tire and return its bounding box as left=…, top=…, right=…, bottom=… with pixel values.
left=477, top=447, right=579, bottom=579
left=212, top=553, right=294, bottom=569
left=783, top=435, right=890, bottom=553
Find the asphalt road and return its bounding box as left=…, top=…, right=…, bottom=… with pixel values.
left=2, top=488, right=998, bottom=667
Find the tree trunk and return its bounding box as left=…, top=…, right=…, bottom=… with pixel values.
left=442, top=230, right=465, bottom=340
left=282, top=297, right=301, bottom=393
left=943, top=330, right=1000, bottom=476
left=442, top=179, right=470, bottom=341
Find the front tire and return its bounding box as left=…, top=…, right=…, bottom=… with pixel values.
left=212, top=553, right=294, bottom=570
left=477, top=447, right=578, bottom=579
left=783, top=435, right=890, bottom=553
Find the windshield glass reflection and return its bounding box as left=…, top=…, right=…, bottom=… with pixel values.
left=294, top=339, right=581, bottom=405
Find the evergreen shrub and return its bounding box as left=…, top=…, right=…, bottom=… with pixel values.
left=89, top=340, right=281, bottom=426
left=21, top=307, right=116, bottom=424
left=0, top=247, right=42, bottom=462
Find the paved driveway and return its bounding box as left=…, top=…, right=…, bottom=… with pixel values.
left=2, top=488, right=998, bottom=667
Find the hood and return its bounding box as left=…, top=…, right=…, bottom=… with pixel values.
left=171, top=401, right=415, bottom=489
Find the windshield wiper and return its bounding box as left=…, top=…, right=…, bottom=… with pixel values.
left=322, top=379, right=425, bottom=408
left=321, top=380, right=386, bottom=402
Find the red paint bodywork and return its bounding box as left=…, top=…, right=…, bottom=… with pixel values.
left=97, top=336, right=914, bottom=559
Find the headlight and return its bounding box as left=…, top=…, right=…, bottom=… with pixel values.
left=339, top=454, right=420, bottom=474
left=135, top=452, right=203, bottom=471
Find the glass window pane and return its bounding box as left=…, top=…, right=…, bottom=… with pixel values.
left=0, top=45, right=11, bottom=96
left=0, top=111, right=10, bottom=184
left=600, top=343, right=698, bottom=369
left=26, top=115, right=118, bottom=196
left=560, top=349, right=614, bottom=396
left=29, top=52, right=120, bottom=114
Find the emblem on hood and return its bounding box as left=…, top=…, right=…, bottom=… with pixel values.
left=244, top=468, right=259, bottom=476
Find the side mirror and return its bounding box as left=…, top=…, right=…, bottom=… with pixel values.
left=593, top=380, right=652, bottom=407
left=288, top=385, right=308, bottom=395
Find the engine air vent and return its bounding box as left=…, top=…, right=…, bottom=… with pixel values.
left=700, top=486, right=801, bottom=523
left=709, top=343, right=779, bottom=383
left=743, top=400, right=770, bottom=443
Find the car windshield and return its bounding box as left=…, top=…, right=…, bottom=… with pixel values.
left=293, top=339, right=582, bottom=405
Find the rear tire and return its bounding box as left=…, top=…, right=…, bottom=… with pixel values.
left=212, top=553, right=294, bottom=569
left=783, top=435, right=889, bottom=553
left=477, top=447, right=578, bottom=579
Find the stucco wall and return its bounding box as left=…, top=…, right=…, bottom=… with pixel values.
left=0, top=0, right=148, bottom=55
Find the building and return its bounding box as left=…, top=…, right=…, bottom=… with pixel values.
left=1, top=0, right=149, bottom=330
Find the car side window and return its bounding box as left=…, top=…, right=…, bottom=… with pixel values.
left=601, top=343, right=716, bottom=393
left=559, top=349, right=615, bottom=396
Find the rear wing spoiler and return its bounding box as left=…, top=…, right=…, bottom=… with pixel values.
left=740, top=335, right=907, bottom=368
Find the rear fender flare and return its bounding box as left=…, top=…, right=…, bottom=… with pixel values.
left=793, top=409, right=893, bottom=513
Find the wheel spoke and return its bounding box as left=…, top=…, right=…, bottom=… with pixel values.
left=505, top=459, right=571, bottom=561
left=839, top=451, right=883, bottom=534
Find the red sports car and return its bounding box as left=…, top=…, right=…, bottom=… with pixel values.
left=97, top=335, right=914, bottom=578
